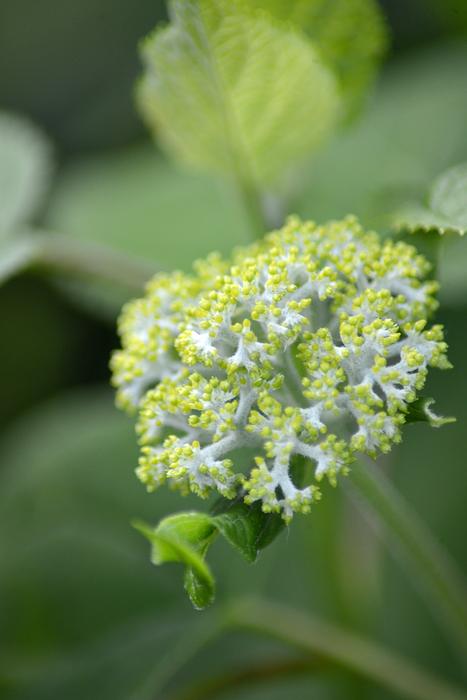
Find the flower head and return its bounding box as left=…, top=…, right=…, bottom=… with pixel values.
left=112, top=216, right=449, bottom=521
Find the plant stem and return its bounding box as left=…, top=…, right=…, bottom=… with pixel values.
left=34, top=231, right=157, bottom=290
left=226, top=598, right=467, bottom=700
left=170, top=656, right=325, bottom=700
left=348, top=460, right=467, bottom=658
left=235, top=177, right=269, bottom=240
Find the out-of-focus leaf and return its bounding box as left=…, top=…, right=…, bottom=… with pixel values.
left=249, top=0, right=388, bottom=119
left=405, top=397, right=456, bottom=429
left=0, top=112, right=53, bottom=236
left=0, top=1, right=168, bottom=154
left=294, top=43, right=467, bottom=229
left=395, top=163, right=467, bottom=236
left=0, top=388, right=216, bottom=698
left=45, top=144, right=250, bottom=273
left=137, top=0, right=339, bottom=189
left=135, top=500, right=286, bottom=609
left=0, top=235, right=39, bottom=284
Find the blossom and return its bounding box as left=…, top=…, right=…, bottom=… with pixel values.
left=111, top=216, right=450, bottom=521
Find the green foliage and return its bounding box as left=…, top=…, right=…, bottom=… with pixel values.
left=0, top=113, right=53, bottom=285
left=295, top=43, right=467, bottom=228
left=134, top=514, right=217, bottom=609
left=248, top=0, right=388, bottom=119
left=135, top=500, right=285, bottom=609
left=0, top=112, right=52, bottom=236
left=395, top=162, right=467, bottom=236
left=46, top=145, right=249, bottom=273
left=137, top=0, right=339, bottom=189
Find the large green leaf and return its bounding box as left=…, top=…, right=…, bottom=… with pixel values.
left=249, top=0, right=388, bottom=119
left=137, top=0, right=339, bottom=189
left=0, top=112, right=53, bottom=236
left=45, top=144, right=249, bottom=273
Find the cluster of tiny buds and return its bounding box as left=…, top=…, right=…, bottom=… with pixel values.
left=111, top=216, right=450, bottom=521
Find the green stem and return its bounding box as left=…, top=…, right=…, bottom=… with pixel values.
left=226, top=598, right=467, bottom=700
left=235, top=177, right=269, bottom=240
left=170, top=656, right=324, bottom=700
left=348, top=460, right=467, bottom=657
left=27, top=229, right=157, bottom=291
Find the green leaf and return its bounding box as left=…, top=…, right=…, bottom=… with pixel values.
left=134, top=500, right=285, bottom=609
left=137, top=0, right=339, bottom=189
left=212, top=498, right=285, bottom=563
left=134, top=514, right=217, bottom=609
left=294, top=43, right=467, bottom=228
left=0, top=112, right=53, bottom=236
left=405, top=397, right=456, bottom=429
left=46, top=144, right=249, bottom=272
left=395, top=162, right=467, bottom=236
left=248, top=0, right=388, bottom=119
left=0, top=234, right=40, bottom=284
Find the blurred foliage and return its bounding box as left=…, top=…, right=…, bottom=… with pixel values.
left=248, top=0, right=387, bottom=119
left=0, top=0, right=167, bottom=153
left=46, top=146, right=250, bottom=271
left=0, top=113, right=52, bottom=235
left=0, top=388, right=355, bottom=699
left=395, top=162, right=467, bottom=236
left=1, top=0, right=467, bottom=699
left=138, top=0, right=340, bottom=190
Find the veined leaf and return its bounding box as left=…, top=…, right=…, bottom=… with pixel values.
left=137, top=0, right=339, bottom=189
left=248, top=0, right=388, bottom=119
left=395, top=162, right=467, bottom=236
left=134, top=500, right=285, bottom=609
left=0, top=112, right=53, bottom=236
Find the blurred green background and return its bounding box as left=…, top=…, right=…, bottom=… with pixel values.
left=0, top=1, right=466, bottom=698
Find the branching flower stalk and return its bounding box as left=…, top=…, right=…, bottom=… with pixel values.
left=112, top=214, right=467, bottom=655
left=112, top=215, right=448, bottom=521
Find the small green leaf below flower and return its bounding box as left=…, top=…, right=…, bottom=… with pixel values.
left=133, top=499, right=285, bottom=609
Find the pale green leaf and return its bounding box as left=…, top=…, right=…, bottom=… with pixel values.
left=0, top=234, right=40, bottom=284
left=46, top=144, right=249, bottom=271
left=248, top=0, right=388, bottom=118
left=395, top=163, right=467, bottom=236
left=0, top=112, right=53, bottom=235
left=137, top=0, right=339, bottom=188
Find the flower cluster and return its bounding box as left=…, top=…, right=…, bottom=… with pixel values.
left=111, top=216, right=450, bottom=521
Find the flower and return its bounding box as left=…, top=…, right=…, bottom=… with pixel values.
left=111, top=216, right=450, bottom=521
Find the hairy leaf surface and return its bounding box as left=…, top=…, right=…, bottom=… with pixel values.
left=249, top=0, right=388, bottom=118
left=137, top=0, right=339, bottom=188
